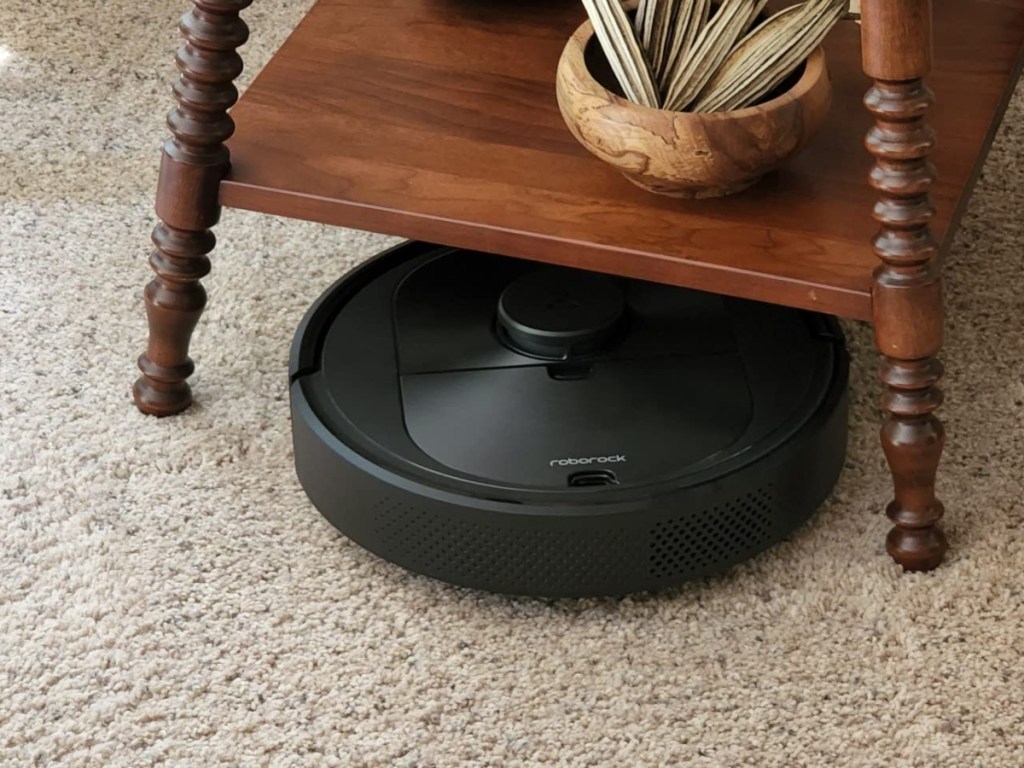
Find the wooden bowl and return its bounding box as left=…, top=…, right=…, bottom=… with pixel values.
left=555, top=21, right=832, bottom=199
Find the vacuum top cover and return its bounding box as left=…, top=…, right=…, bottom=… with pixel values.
left=298, top=247, right=837, bottom=495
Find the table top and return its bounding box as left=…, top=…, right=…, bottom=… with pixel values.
left=221, top=0, right=1024, bottom=320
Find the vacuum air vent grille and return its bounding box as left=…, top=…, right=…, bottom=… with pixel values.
left=372, top=499, right=627, bottom=594
left=648, top=485, right=776, bottom=579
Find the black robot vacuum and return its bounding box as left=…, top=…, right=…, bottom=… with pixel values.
left=290, top=241, right=848, bottom=597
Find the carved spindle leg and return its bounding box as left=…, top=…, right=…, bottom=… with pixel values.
left=133, top=0, right=253, bottom=416
left=861, top=0, right=947, bottom=570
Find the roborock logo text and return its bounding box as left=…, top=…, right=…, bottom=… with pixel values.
left=549, top=455, right=627, bottom=467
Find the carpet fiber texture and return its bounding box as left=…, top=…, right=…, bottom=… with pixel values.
left=2, top=1, right=1024, bottom=765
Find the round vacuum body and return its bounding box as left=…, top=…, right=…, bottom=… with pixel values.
left=290, top=241, right=849, bottom=597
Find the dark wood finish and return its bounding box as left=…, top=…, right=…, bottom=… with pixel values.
left=134, top=0, right=252, bottom=416
left=218, top=0, right=1024, bottom=321
left=556, top=29, right=832, bottom=199
left=862, top=0, right=948, bottom=570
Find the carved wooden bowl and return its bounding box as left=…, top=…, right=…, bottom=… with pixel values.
left=555, top=21, right=832, bottom=199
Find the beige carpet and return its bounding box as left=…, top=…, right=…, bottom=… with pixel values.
left=2, top=1, right=1024, bottom=765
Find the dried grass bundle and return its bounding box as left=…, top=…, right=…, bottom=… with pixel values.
left=582, top=0, right=847, bottom=112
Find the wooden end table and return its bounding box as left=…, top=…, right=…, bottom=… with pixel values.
left=133, top=0, right=1024, bottom=571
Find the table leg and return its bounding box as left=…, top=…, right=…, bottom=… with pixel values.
left=862, top=0, right=947, bottom=570
left=134, top=0, right=253, bottom=416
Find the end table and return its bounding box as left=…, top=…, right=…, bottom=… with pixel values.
left=132, top=0, right=1024, bottom=571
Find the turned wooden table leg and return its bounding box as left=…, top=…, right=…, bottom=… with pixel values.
left=862, top=0, right=947, bottom=570
left=134, top=0, right=253, bottom=416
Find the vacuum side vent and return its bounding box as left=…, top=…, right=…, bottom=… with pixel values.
left=647, top=485, right=776, bottom=578
left=371, top=499, right=629, bottom=594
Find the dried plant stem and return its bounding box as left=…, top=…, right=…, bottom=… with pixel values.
left=695, top=0, right=846, bottom=111
left=582, top=0, right=661, bottom=106
left=663, top=0, right=768, bottom=111
left=657, top=0, right=711, bottom=91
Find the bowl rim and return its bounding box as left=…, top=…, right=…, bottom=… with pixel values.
left=560, top=17, right=827, bottom=121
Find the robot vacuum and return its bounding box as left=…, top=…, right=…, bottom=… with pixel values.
left=290, top=241, right=848, bottom=597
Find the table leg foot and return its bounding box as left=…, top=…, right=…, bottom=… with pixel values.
left=134, top=226, right=214, bottom=416
left=879, top=356, right=948, bottom=572
left=886, top=525, right=948, bottom=572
